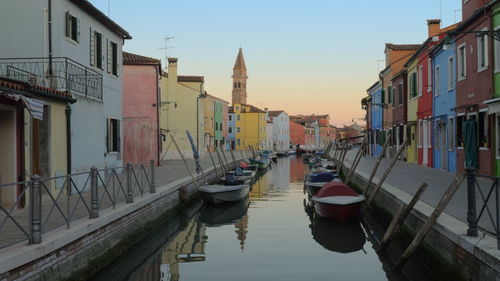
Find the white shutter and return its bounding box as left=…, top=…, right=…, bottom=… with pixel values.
left=76, top=17, right=80, bottom=42
left=116, top=46, right=120, bottom=77
left=90, top=27, right=95, bottom=66
left=107, top=39, right=111, bottom=73
left=101, top=36, right=105, bottom=70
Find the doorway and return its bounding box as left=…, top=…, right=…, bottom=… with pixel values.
left=440, top=121, right=447, bottom=170
left=0, top=106, right=17, bottom=207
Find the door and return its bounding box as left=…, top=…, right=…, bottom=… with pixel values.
left=423, top=120, right=428, bottom=165
left=441, top=122, right=447, bottom=170
left=0, top=107, right=17, bottom=208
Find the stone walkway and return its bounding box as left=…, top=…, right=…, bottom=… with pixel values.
left=342, top=148, right=497, bottom=235
left=0, top=151, right=243, bottom=249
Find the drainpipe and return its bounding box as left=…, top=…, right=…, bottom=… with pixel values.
left=65, top=106, right=71, bottom=174
left=156, top=66, right=161, bottom=165
left=48, top=0, right=53, bottom=76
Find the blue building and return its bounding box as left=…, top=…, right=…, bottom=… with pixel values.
left=226, top=111, right=237, bottom=150
left=431, top=41, right=456, bottom=172
left=368, top=81, right=383, bottom=157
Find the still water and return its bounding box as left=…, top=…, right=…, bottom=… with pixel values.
left=91, top=157, right=432, bottom=281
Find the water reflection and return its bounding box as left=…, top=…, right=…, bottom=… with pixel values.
left=160, top=216, right=206, bottom=281
left=289, top=155, right=307, bottom=181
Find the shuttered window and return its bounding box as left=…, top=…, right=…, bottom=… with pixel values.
left=107, top=40, right=119, bottom=76
left=65, top=11, right=80, bottom=42
left=398, top=83, right=403, bottom=105
left=90, top=28, right=104, bottom=70
left=387, top=86, right=392, bottom=104
left=107, top=118, right=121, bottom=153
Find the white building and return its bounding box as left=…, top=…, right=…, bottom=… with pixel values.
left=264, top=120, right=273, bottom=150
left=0, top=0, right=131, bottom=174
left=267, top=110, right=290, bottom=153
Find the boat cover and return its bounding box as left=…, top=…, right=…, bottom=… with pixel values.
left=200, top=184, right=250, bottom=194
left=308, top=172, right=337, bottom=182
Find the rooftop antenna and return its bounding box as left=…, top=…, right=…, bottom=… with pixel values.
left=159, top=35, right=175, bottom=70
left=454, top=9, right=462, bottom=23
left=108, top=0, right=110, bottom=16
left=377, top=59, right=385, bottom=74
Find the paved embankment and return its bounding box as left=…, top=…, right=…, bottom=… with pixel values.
left=341, top=149, right=500, bottom=281
left=0, top=152, right=243, bottom=281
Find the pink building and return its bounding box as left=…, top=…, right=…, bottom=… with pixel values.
left=289, top=120, right=305, bottom=149
left=122, top=52, right=162, bottom=165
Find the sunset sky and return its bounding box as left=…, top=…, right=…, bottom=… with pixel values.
left=90, top=0, right=462, bottom=126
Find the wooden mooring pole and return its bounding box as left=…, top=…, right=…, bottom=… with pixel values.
left=207, top=146, right=221, bottom=178
left=362, top=132, right=392, bottom=196
left=393, top=173, right=465, bottom=270
left=170, top=136, right=200, bottom=189
left=215, top=147, right=228, bottom=174
left=377, top=182, right=428, bottom=252
left=345, top=138, right=367, bottom=185
left=367, top=140, right=408, bottom=205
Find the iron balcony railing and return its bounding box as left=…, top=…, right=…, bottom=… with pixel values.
left=0, top=57, right=103, bottom=101
left=465, top=168, right=500, bottom=250
left=0, top=161, right=155, bottom=249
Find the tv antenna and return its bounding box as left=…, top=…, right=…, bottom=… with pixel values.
left=159, top=35, right=175, bottom=69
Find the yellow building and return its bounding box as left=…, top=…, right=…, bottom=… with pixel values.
left=406, top=57, right=419, bottom=163
left=203, top=94, right=215, bottom=150
left=231, top=103, right=267, bottom=150
left=160, top=58, right=205, bottom=160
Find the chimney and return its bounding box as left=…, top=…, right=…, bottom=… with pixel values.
left=427, top=19, right=441, bottom=38
left=167, top=58, right=178, bottom=103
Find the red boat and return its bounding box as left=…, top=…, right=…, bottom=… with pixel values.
left=311, top=182, right=365, bottom=222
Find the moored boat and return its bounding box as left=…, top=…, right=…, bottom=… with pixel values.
left=199, top=184, right=250, bottom=205
left=250, top=158, right=271, bottom=170
left=311, top=182, right=365, bottom=222
left=304, top=171, right=341, bottom=195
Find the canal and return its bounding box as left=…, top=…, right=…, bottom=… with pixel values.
left=90, top=156, right=435, bottom=281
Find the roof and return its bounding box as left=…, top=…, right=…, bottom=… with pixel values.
left=123, top=52, right=161, bottom=65
left=233, top=48, right=247, bottom=71
left=69, top=0, right=132, bottom=40
left=229, top=104, right=266, bottom=113
left=391, top=70, right=407, bottom=81
left=205, top=93, right=229, bottom=104
left=163, top=73, right=204, bottom=82
left=0, top=76, right=76, bottom=103
left=385, top=43, right=421, bottom=51
left=268, top=110, right=285, bottom=117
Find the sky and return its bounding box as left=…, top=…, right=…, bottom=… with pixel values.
left=90, top=0, right=462, bottom=127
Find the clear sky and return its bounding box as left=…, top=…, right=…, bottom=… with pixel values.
left=90, top=0, right=462, bottom=126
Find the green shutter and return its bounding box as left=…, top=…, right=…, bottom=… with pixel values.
left=388, top=86, right=392, bottom=104
left=381, top=89, right=385, bottom=105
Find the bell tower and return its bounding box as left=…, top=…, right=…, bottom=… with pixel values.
left=231, top=48, right=248, bottom=105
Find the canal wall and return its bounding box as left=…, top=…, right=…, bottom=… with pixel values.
left=341, top=164, right=500, bottom=281
left=0, top=161, right=238, bottom=281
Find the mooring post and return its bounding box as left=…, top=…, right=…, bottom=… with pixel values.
left=150, top=160, right=156, bottom=194
left=126, top=163, right=133, bottom=203
left=89, top=167, right=99, bottom=218
left=363, top=132, right=392, bottom=196
left=466, top=167, right=478, bottom=237
left=30, top=175, right=42, bottom=244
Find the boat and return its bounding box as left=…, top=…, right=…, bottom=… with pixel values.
left=220, top=167, right=256, bottom=182
left=199, top=197, right=250, bottom=226
left=304, top=172, right=341, bottom=195
left=249, top=158, right=271, bottom=170
left=199, top=184, right=250, bottom=205
left=311, top=182, right=365, bottom=222
left=276, top=151, right=289, bottom=157
left=311, top=216, right=365, bottom=253
left=289, top=150, right=297, bottom=155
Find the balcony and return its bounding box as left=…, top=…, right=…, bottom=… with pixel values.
left=0, top=57, right=102, bottom=101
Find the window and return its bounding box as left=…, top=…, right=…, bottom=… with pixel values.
left=477, top=30, right=488, bottom=72
left=229, top=115, right=232, bottom=121
left=435, top=121, right=440, bottom=150
left=381, top=89, right=385, bottom=105
left=418, top=120, right=423, bottom=147
left=447, top=117, right=454, bottom=150
left=90, top=29, right=103, bottom=69
left=387, top=86, right=392, bottom=104
left=458, top=44, right=466, bottom=80
left=107, top=41, right=118, bottom=76
left=409, top=71, right=417, bottom=98
left=435, top=66, right=440, bottom=96
left=448, top=57, right=454, bottom=90
left=398, top=83, right=403, bottom=105
left=478, top=111, right=488, bottom=147
left=427, top=59, right=432, bottom=92
left=237, top=127, right=240, bottom=133
left=457, top=115, right=464, bottom=147
left=237, top=115, right=240, bottom=121
left=237, top=139, right=240, bottom=146
left=107, top=118, right=120, bottom=152
left=65, top=11, right=79, bottom=42
left=495, top=26, right=500, bottom=72
left=228, top=127, right=232, bottom=133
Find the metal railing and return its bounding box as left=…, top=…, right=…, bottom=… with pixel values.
left=0, top=161, right=155, bottom=249
left=0, top=57, right=103, bottom=101
left=466, top=168, right=500, bottom=249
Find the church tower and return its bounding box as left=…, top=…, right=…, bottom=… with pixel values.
left=232, top=48, right=248, bottom=105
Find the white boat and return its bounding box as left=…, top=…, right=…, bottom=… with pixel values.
left=199, top=184, right=250, bottom=204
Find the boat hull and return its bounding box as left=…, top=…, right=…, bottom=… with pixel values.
left=200, top=185, right=250, bottom=205
left=313, top=201, right=363, bottom=222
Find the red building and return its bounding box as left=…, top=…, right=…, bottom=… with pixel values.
left=455, top=1, right=494, bottom=175
left=122, top=52, right=162, bottom=165
left=289, top=120, right=305, bottom=149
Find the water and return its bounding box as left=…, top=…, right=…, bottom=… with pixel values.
left=91, top=157, right=433, bottom=281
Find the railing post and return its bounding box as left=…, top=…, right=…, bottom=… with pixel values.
left=466, top=167, right=478, bottom=237
left=29, top=175, right=42, bottom=244
left=150, top=160, right=156, bottom=194
left=89, top=167, right=99, bottom=218
left=126, top=163, right=133, bottom=203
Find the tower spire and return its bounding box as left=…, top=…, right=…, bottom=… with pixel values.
left=232, top=48, right=248, bottom=105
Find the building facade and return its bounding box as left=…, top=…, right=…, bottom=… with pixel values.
left=368, top=81, right=383, bottom=157
left=267, top=110, right=290, bottom=152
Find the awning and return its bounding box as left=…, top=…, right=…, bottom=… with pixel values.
left=0, top=91, right=45, bottom=120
